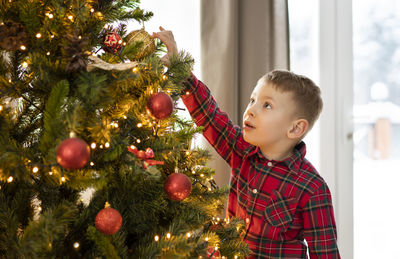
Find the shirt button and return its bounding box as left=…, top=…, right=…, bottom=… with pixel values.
left=252, top=188, right=258, bottom=194
left=246, top=218, right=250, bottom=224
left=267, top=162, right=273, bottom=167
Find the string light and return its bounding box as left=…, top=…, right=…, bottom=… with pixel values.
left=105, top=142, right=110, bottom=148
left=37, top=206, right=42, bottom=212
left=48, top=13, right=54, bottom=19
left=205, top=237, right=209, bottom=241
left=73, top=242, right=80, bottom=249
left=90, top=8, right=94, bottom=13
left=50, top=35, right=54, bottom=39
left=32, top=167, right=39, bottom=173
left=49, top=171, right=53, bottom=175
left=22, top=62, right=28, bottom=68
left=61, top=176, right=66, bottom=182
left=46, top=52, right=50, bottom=56
left=192, top=170, right=196, bottom=174
left=186, top=232, right=191, bottom=238
left=234, top=256, right=238, bottom=259
left=154, top=235, right=159, bottom=242
left=137, top=123, right=142, bottom=128
left=136, top=139, right=141, bottom=143
left=186, top=151, right=190, bottom=156
left=200, top=174, right=204, bottom=177
left=99, top=145, right=104, bottom=149
left=132, top=67, right=138, bottom=73
left=20, top=45, right=26, bottom=51
left=0, top=105, right=3, bottom=112
left=162, top=75, right=168, bottom=80
left=68, top=15, right=73, bottom=21
left=123, top=115, right=127, bottom=119
left=90, top=162, right=94, bottom=166
left=166, top=233, right=171, bottom=239
left=186, top=91, right=190, bottom=95
left=7, top=176, right=13, bottom=183
left=36, top=33, right=41, bottom=38
left=91, top=143, right=96, bottom=149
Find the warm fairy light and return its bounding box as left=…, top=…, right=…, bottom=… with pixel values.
left=166, top=233, right=171, bottom=239
left=8, top=79, right=11, bottom=83
left=118, top=40, right=122, bottom=44
left=73, top=242, right=80, bottom=248
left=105, top=142, right=110, bottom=148
left=234, top=256, right=238, bottom=259
left=208, top=187, right=212, bottom=191
left=78, top=36, right=82, bottom=40
left=90, top=162, right=94, bottom=166
left=216, top=217, right=220, bottom=222
left=32, top=167, right=39, bottom=173
left=97, top=12, right=102, bottom=17
left=113, top=122, right=118, bottom=128
left=51, top=35, right=55, bottom=39
left=99, top=145, right=104, bottom=149
left=20, top=45, right=26, bottom=51
left=205, top=237, right=209, bottom=241
left=186, top=151, right=190, bottom=155
left=90, top=8, right=94, bottom=13
left=123, top=115, right=127, bottom=119
left=68, top=15, right=73, bottom=21
left=61, top=176, right=66, bottom=182
left=137, top=123, right=143, bottom=128
left=22, top=62, right=28, bottom=68
left=214, top=246, right=219, bottom=251
left=132, top=67, right=138, bottom=73
left=46, top=52, right=50, bottom=56
left=162, top=75, right=168, bottom=80
left=200, top=174, right=204, bottom=177
left=136, top=139, right=141, bottom=143
left=36, top=33, right=41, bottom=38
left=49, top=171, right=53, bottom=175
left=91, top=143, right=96, bottom=149
left=0, top=105, right=3, bottom=112
left=48, top=13, right=54, bottom=19
left=186, top=232, right=191, bottom=238
left=186, top=91, right=190, bottom=95
left=192, top=170, right=196, bottom=174
left=154, top=235, right=159, bottom=242
left=37, top=206, right=42, bottom=212
left=104, top=24, right=108, bottom=29
left=7, top=176, right=13, bottom=183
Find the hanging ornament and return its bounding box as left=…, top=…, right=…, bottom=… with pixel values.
left=125, top=28, right=155, bottom=60
left=127, top=145, right=164, bottom=169
left=207, top=247, right=221, bottom=258
left=0, top=21, right=28, bottom=51
left=56, top=137, right=90, bottom=170
left=102, top=31, right=123, bottom=53
left=146, top=92, right=174, bottom=120
left=95, top=202, right=122, bottom=235
left=164, top=173, right=192, bottom=201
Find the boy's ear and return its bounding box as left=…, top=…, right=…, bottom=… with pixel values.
left=287, top=119, right=309, bottom=139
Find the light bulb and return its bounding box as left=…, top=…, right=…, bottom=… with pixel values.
left=105, top=142, right=110, bottom=148
left=32, top=167, right=39, bottom=173
left=154, top=235, right=159, bottom=242
left=7, top=176, right=13, bottom=182
left=91, top=143, right=96, bottom=149
left=166, top=233, right=171, bottom=239
left=186, top=232, right=191, bottom=238
left=73, top=242, right=80, bottom=248
left=20, top=45, right=26, bottom=51
left=36, top=33, right=41, bottom=38
left=61, top=176, right=66, bottom=182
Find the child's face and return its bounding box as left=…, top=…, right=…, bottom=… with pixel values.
left=242, top=80, right=298, bottom=150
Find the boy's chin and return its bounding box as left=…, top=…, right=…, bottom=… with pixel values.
left=243, top=134, right=257, bottom=146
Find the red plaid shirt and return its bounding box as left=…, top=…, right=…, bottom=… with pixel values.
left=181, top=75, right=340, bottom=258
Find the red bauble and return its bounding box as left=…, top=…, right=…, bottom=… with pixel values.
left=95, top=207, right=122, bottom=235
left=207, top=247, right=221, bottom=258
left=56, top=138, right=90, bottom=170
left=146, top=92, right=174, bottom=120
left=102, top=31, right=123, bottom=53
left=164, top=173, right=192, bottom=201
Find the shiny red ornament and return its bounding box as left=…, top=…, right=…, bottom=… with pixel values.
left=127, top=145, right=164, bottom=169
left=164, top=173, right=192, bottom=201
left=207, top=247, right=221, bottom=258
left=146, top=92, right=174, bottom=120
left=56, top=138, right=90, bottom=170
left=95, top=207, right=122, bottom=235
left=102, top=31, right=123, bottom=53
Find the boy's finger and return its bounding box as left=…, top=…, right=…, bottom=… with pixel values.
left=159, top=26, right=165, bottom=31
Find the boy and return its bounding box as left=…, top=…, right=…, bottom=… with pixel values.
left=153, top=27, right=340, bottom=258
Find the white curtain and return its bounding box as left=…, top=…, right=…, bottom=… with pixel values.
left=200, top=0, right=290, bottom=188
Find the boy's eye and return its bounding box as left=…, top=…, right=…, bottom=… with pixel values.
left=264, top=102, right=272, bottom=109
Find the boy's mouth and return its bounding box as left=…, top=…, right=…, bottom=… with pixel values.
left=243, top=121, right=255, bottom=129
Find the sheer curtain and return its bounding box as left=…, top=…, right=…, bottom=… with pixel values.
left=200, top=0, right=290, bottom=188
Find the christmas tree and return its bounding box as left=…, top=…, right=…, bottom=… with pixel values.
left=0, top=0, right=250, bottom=258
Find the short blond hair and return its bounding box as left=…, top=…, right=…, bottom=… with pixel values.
left=259, top=69, right=323, bottom=129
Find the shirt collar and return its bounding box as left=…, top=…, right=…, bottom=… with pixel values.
left=246, top=141, right=307, bottom=175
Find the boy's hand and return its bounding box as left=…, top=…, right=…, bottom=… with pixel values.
left=152, top=26, right=178, bottom=67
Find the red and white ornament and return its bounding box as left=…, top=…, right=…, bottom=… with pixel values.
left=164, top=173, right=192, bottom=201
left=102, top=31, right=123, bottom=53
left=146, top=92, right=174, bottom=120
left=95, top=203, right=122, bottom=235
left=56, top=137, right=90, bottom=170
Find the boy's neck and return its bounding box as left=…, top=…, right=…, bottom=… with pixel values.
left=259, top=144, right=295, bottom=161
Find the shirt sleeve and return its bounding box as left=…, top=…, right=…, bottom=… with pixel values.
left=180, top=75, right=250, bottom=167
left=302, top=183, right=341, bottom=258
